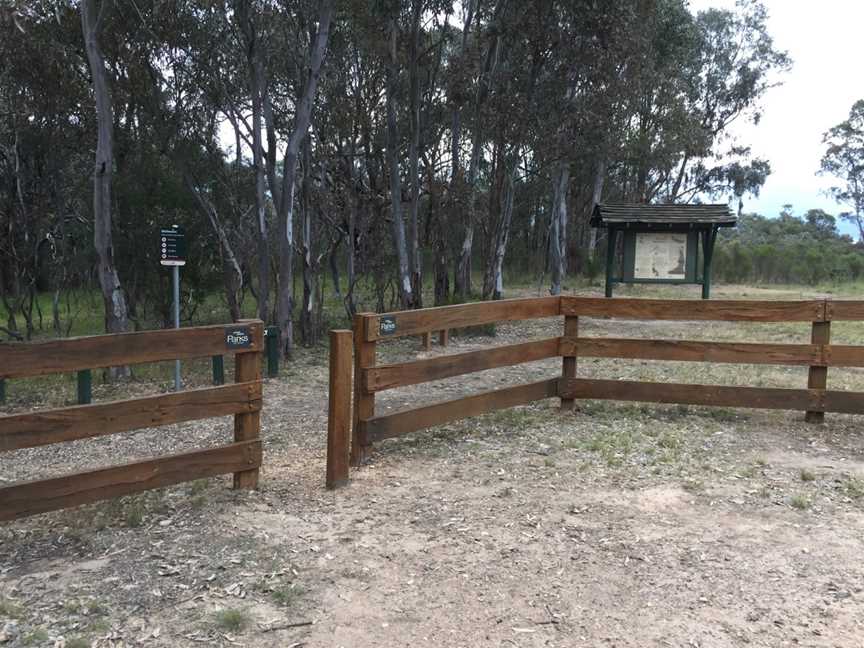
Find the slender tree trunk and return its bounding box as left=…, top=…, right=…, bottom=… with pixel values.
left=549, top=160, right=569, bottom=295
left=484, top=152, right=518, bottom=301
left=276, top=0, right=334, bottom=356
left=81, top=0, right=130, bottom=378
left=235, top=0, right=270, bottom=322
left=385, top=16, right=414, bottom=309
left=184, top=174, right=243, bottom=321
left=300, top=139, right=314, bottom=345
left=587, top=156, right=606, bottom=254
left=407, top=1, right=423, bottom=307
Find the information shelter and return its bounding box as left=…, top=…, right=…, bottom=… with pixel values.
left=591, top=204, right=736, bottom=299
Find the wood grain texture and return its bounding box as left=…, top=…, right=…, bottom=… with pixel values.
left=560, top=377, right=815, bottom=410
left=561, top=297, right=824, bottom=322
left=560, top=316, right=578, bottom=411
left=326, top=330, right=353, bottom=489
left=365, top=296, right=560, bottom=341
left=364, top=337, right=561, bottom=393
left=351, top=314, right=376, bottom=466
left=361, top=378, right=560, bottom=442
left=233, top=338, right=262, bottom=489
left=0, top=321, right=264, bottom=379
left=0, top=381, right=262, bottom=452
left=0, top=440, right=262, bottom=522
left=824, top=345, right=864, bottom=367
left=562, top=337, right=823, bottom=366
left=826, top=301, right=864, bottom=321
left=805, top=321, right=831, bottom=424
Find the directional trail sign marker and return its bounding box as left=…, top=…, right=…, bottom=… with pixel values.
left=160, top=226, right=186, bottom=266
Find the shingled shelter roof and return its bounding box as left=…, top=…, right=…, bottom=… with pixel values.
left=591, top=203, right=737, bottom=228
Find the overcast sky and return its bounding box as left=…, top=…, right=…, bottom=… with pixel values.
left=689, top=0, right=864, bottom=233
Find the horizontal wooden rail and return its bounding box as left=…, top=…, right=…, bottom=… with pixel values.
left=560, top=377, right=855, bottom=412
left=0, top=381, right=262, bottom=452
left=360, top=378, right=559, bottom=442
left=364, top=296, right=560, bottom=341
left=562, top=297, right=825, bottom=322
left=827, top=302, right=864, bottom=321
left=563, top=337, right=825, bottom=366
left=0, top=321, right=264, bottom=379
left=365, top=338, right=560, bottom=392
left=0, top=440, right=262, bottom=521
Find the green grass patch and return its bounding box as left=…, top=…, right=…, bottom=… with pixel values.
left=213, top=607, right=250, bottom=632
left=0, top=597, right=22, bottom=618
left=790, top=494, right=811, bottom=510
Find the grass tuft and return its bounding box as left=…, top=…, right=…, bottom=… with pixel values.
left=790, top=494, right=811, bottom=510
left=213, top=607, right=250, bottom=632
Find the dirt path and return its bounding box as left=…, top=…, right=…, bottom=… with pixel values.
left=3, top=288, right=864, bottom=647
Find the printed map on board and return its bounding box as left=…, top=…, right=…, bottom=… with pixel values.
left=634, top=232, right=687, bottom=279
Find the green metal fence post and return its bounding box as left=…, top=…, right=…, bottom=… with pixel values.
left=212, top=355, right=225, bottom=385
left=77, top=369, right=92, bottom=405
left=265, top=326, right=280, bottom=378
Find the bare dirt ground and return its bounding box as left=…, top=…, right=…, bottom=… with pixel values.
left=3, top=285, right=864, bottom=648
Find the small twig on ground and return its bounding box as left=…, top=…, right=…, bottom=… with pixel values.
left=260, top=620, right=314, bottom=633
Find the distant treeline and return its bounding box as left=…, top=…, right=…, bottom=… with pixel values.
left=714, top=209, right=864, bottom=285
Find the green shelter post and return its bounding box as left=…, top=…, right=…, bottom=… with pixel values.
left=265, top=326, right=280, bottom=378
left=77, top=369, right=92, bottom=405
left=701, top=227, right=718, bottom=300
left=604, top=227, right=618, bottom=298
left=212, top=355, right=225, bottom=385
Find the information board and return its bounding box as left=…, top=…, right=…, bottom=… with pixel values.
left=633, top=232, right=688, bottom=280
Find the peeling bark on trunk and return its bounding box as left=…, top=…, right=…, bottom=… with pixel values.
left=276, top=0, right=334, bottom=357
left=300, top=140, right=315, bottom=346
left=484, top=160, right=517, bottom=299
left=483, top=149, right=518, bottom=301
left=81, top=0, right=129, bottom=378
left=549, top=161, right=570, bottom=295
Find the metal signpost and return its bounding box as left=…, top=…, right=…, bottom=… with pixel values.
left=160, top=226, right=187, bottom=391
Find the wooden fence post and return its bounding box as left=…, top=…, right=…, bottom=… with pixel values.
left=351, top=314, right=376, bottom=467
left=327, top=330, right=353, bottom=489
left=805, top=301, right=831, bottom=424
left=233, top=321, right=263, bottom=489
left=561, top=315, right=578, bottom=411
left=422, top=332, right=432, bottom=351
left=439, top=329, right=449, bottom=347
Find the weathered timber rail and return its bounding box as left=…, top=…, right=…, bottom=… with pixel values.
left=0, top=320, right=264, bottom=521
left=325, top=296, right=864, bottom=487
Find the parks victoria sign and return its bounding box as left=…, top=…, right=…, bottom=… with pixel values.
left=160, top=226, right=187, bottom=266
left=379, top=316, right=397, bottom=336
left=225, top=327, right=252, bottom=349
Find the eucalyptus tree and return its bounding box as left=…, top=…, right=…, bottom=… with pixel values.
left=820, top=100, right=864, bottom=241
left=80, top=0, right=130, bottom=346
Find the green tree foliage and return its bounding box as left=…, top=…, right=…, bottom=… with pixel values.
left=714, top=209, right=864, bottom=285
left=0, top=0, right=791, bottom=343
left=820, top=100, right=864, bottom=241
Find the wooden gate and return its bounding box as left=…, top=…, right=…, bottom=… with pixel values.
left=325, top=296, right=864, bottom=487
left=0, top=320, right=264, bottom=521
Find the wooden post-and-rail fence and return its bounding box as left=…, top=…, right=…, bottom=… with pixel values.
left=0, top=320, right=264, bottom=521
left=326, top=295, right=864, bottom=487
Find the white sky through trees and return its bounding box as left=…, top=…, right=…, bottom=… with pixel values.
left=689, top=0, right=864, bottom=235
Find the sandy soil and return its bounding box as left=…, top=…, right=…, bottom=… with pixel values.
left=3, top=286, right=864, bottom=648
